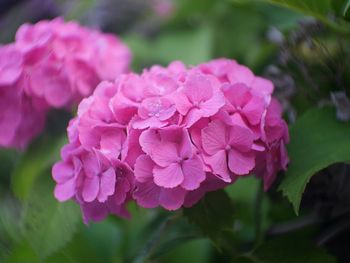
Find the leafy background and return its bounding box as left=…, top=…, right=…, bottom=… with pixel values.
left=1, top=0, right=350, bottom=262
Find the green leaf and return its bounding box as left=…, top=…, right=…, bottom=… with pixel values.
left=253, top=235, right=337, bottom=263
left=262, top=0, right=332, bottom=19
left=11, top=135, right=66, bottom=200
left=343, top=0, right=350, bottom=16
left=184, top=190, right=235, bottom=247
left=260, top=0, right=350, bottom=33
left=233, top=233, right=336, bottom=263
left=22, top=178, right=80, bottom=259
left=279, top=107, right=350, bottom=214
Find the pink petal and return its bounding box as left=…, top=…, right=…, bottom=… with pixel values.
left=252, top=77, right=274, bottom=96
left=82, top=176, right=100, bottom=202
left=139, top=129, right=161, bottom=155
left=224, top=83, right=251, bottom=108
left=173, top=91, right=192, bottom=115
left=151, top=141, right=179, bottom=167
left=199, top=88, right=225, bottom=117
left=54, top=178, right=76, bottom=201
left=52, top=161, right=74, bottom=183
left=181, top=156, right=206, bottom=190
left=0, top=45, right=23, bottom=86
left=133, top=181, right=160, bottom=209
left=132, top=117, right=166, bottom=129
left=113, top=177, right=130, bottom=205
left=134, top=155, right=155, bottom=182
left=159, top=187, right=186, bottom=210
left=153, top=163, right=184, bottom=188
left=179, top=129, right=193, bottom=158
left=228, top=64, right=254, bottom=85
left=203, top=150, right=231, bottom=182
left=82, top=153, right=100, bottom=178
left=97, top=168, right=116, bottom=202
left=183, top=108, right=204, bottom=127
left=201, top=120, right=227, bottom=155
left=184, top=74, right=212, bottom=103
left=100, top=129, right=126, bottom=159
left=228, top=125, right=253, bottom=152
left=242, top=96, right=265, bottom=125
left=228, top=149, right=255, bottom=175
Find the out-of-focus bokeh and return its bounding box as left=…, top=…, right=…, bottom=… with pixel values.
left=1, top=0, right=350, bottom=262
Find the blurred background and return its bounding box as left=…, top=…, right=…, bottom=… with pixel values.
left=1, top=0, right=350, bottom=262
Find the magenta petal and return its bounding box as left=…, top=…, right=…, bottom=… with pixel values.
left=80, top=200, right=109, bottom=224
left=133, top=181, right=160, bottom=208
left=228, top=149, right=255, bottom=175
left=52, top=161, right=74, bottom=183
left=228, top=125, right=253, bottom=152
left=82, top=176, right=99, bottom=202
left=184, top=74, right=212, bottom=102
left=200, top=89, right=225, bottom=117
left=134, top=155, right=155, bottom=182
left=159, top=187, right=186, bottom=210
left=242, top=96, right=265, bottom=125
left=151, top=142, right=179, bottom=167
left=139, top=129, right=161, bottom=155
left=153, top=163, right=184, bottom=188
left=173, top=91, right=192, bottom=115
left=97, top=168, right=116, bottom=202
left=203, top=150, right=231, bottom=182
left=54, top=178, right=76, bottom=201
left=201, top=120, right=227, bottom=155
left=100, top=129, right=126, bottom=159
left=181, top=157, right=205, bottom=190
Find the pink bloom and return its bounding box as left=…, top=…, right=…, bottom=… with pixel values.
left=53, top=59, right=289, bottom=221
left=222, top=83, right=265, bottom=126
left=201, top=119, right=255, bottom=181
left=15, top=18, right=131, bottom=107
left=140, top=127, right=206, bottom=190
left=174, top=73, right=225, bottom=127
left=52, top=142, right=133, bottom=223
left=133, top=155, right=187, bottom=210
left=133, top=97, right=176, bottom=129
left=0, top=18, right=131, bottom=149
left=0, top=45, right=23, bottom=86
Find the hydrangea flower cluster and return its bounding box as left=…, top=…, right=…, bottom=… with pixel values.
left=52, top=59, right=289, bottom=223
left=0, top=18, right=131, bottom=149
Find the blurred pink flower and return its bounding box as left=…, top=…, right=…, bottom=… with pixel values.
left=0, top=18, right=131, bottom=149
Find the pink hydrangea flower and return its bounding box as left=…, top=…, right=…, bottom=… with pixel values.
left=0, top=18, right=131, bottom=149
left=53, top=59, right=289, bottom=222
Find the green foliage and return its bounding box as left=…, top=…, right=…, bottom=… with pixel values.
left=235, top=234, right=337, bottom=263
left=279, top=107, right=350, bottom=214
left=261, top=0, right=350, bottom=33
left=22, top=178, right=80, bottom=260
left=184, top=190, right=235, bottom=249
left=2, top=0, right=350, bottom=262
left=11, top=136, right=66, bottom=200
left=344, top=0, right=350, bottom=16
left=262, top=0, right=332, bottom=18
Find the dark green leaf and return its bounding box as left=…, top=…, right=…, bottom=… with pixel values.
left=262, top=0, right=332, bottom=19
left=184, top=190, right=235, bottom=247
left=23, top=178, right=80, bottom=259
left=253, top=235, right=337, bottom=263
left=279, top=107, right=350, bottom=214
left=11, top=135, right=66, bottom=200
left=343, top=0, right=350, bottom=16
